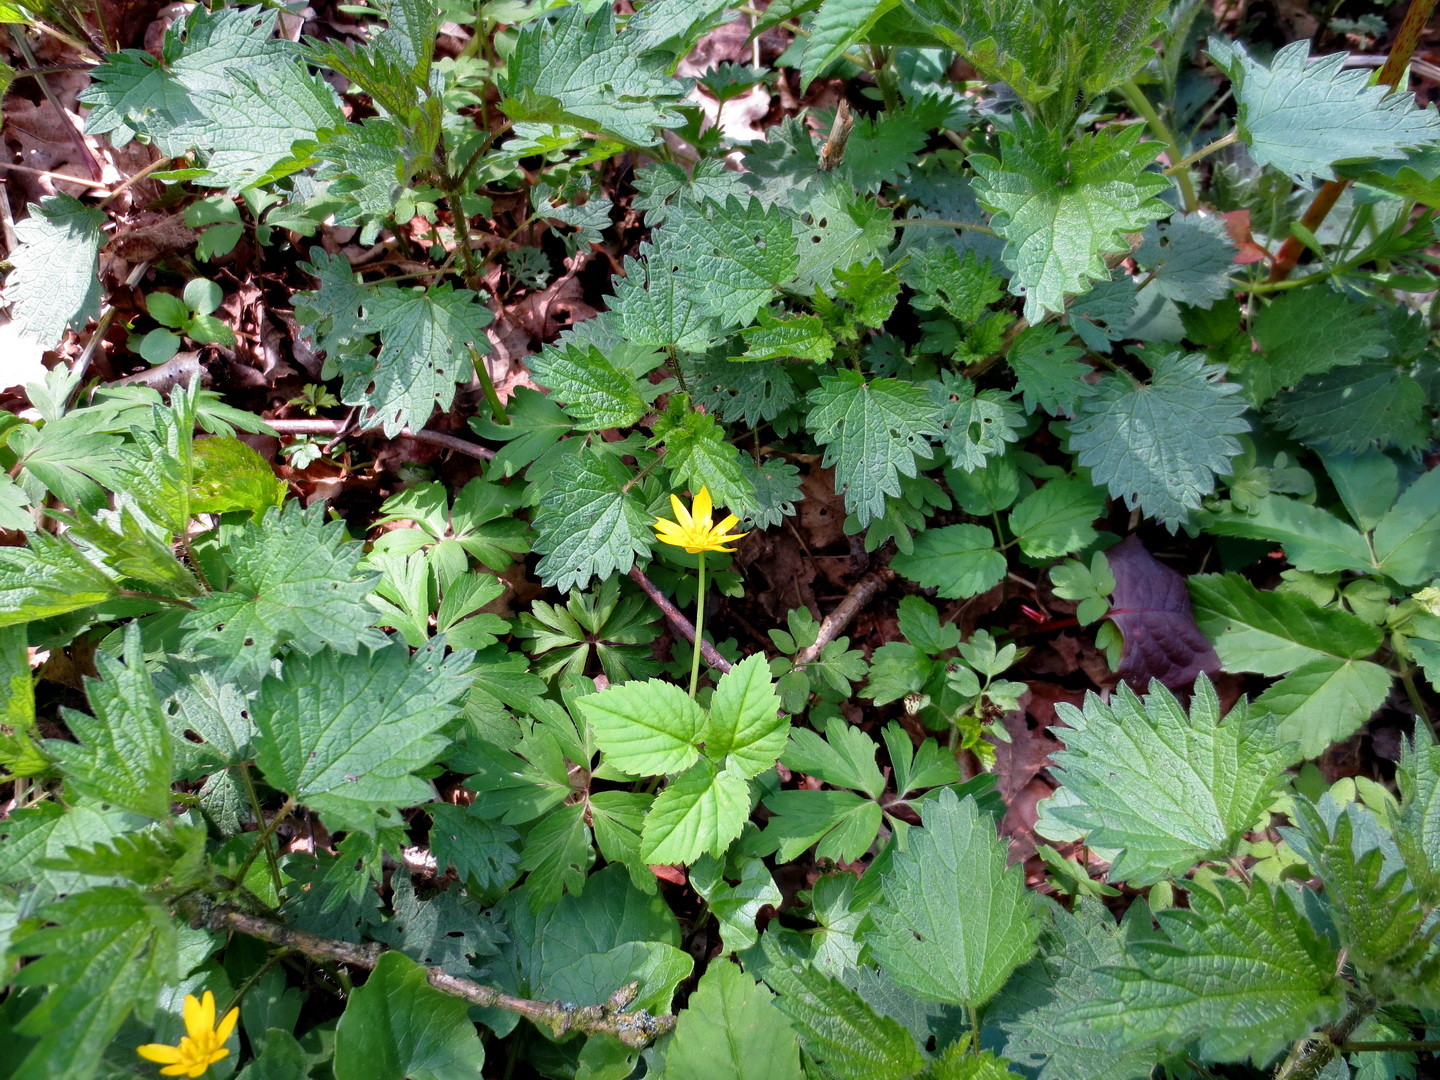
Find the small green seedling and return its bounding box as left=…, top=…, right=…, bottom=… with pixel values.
left=135, top=279, right=237, bottom=364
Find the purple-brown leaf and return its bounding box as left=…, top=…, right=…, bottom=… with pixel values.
left=1106, top=535, right=1220, bottom=689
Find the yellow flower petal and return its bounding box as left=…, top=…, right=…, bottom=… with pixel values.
left=159, top=1064, right=191, bottom=1078
left=668, top=493, right=692, bottom=530
left=214, top=1006, right=239, bottom=1046
left=137, top=1045, right=184, bottom=1064
left=693, top=487, right=714, bottom=527
left=182, top=994, right=207, bottom=1041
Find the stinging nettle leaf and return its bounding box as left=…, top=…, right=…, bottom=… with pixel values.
left=1067, top=351, right=1249, bottom=530
left=1209, top=36, right=1440, bottom=182
left=531, top=451, right=654, bottom=594
left=1035, top=677, right=1286, bottom=885
left=969, top=118, right=1170, bottom=320
left=861, top=787, right=1041, bottom=1007
left=1134, top=211, right=1237, bottom=310
left=3, top=196, right=106, bottom=347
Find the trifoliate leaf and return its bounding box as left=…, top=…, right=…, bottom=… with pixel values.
left=653, top=397, right=754, bottom=510
left=969, top=118, right=1170, bottom=320
left=1006, top=323, right=1093, bottom=416
left=782, top=723, right=886, bottom=797
left=641, top=758, right=750, bottom=865
left=759, top=935, right=926, bottom=1080
left=1035, top=678, right=1286, bottom=885
left=47, top=625, right=172, bottom=821
left=666, top=957, right=803, bottom=1080
left=1009, top=477, right=1106, bottom=559
left=1253, top=657, right=1393, bottom=763
left=577, top=677, right=704, bottom=777
left=252, top=638, right=473, bottom=834
left=805, top=371, right=943, bottom=526
left=1133, top=211, right=1236, bottom=309
left=756, top=789, right=884, bottom=863
left=337, top=282, right=493, bottom=437
left=9, top=887, right=179, bottom=1080
left=987, top=899, right=1161, bottom=1080
left=469, top=386, right=572, bottom=479
left=862, top=788, right=1040, bottom=1007
left=1072, top=879, right=1344, bottom=1064
left=1188, top=572, right=1383, bottom=677
left=500, top=4, right=690, bottom=145
left=1209, top=36, right=1440, bottom=182
left=3, top=196, right=106, bottom=347
left=1269, top=362, right=1427, bottom=454
left=1373, top=466, right=1440, bottom=586
left=929, top=374, right=1024, bottom=473
left=1066, top=351, right=1249, bottom=529
left=1248, top=287, right=1388, bottom=400
left=333, top=951, right=485, bottom=1080
left=184, top=502, right=385, bottom=671
left=890, top=523, right=1006, bottom=599
left=531, top=451, right=654, bottom=593
left=689, top=856, right=782, bottom=954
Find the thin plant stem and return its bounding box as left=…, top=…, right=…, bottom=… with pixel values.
left=1337, top=1040, right=1440, bottom=1052
left=232, top=795, right=296, bottom=896
left=689, top=553, right=706, bottom=699
left=99, top=157, right=173, bottom=209
left=1118, top=80, right=1199, bottom=213
left=222, top=948, right=288, bottom=1017
left=470, top=345, right=509, bottom=425
left=1163, top=130, right=1239, bottom=175
left=898, top=217, right=999, bottom=237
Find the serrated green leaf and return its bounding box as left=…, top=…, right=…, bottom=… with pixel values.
left=739, top=307, right=835, bottom=363
left=500, top=5, right=690, bottom=145
left=782, top=723, right=886, bottom=797
left=1209, top=36, right=1440, bottom=182
left=1067, top=351, right=1248, bottom=530
left=529, top=341, right=654, bottom=431
left=337, top=282, right=492, bottom=437
left=690, top=856, right=782, bottom=954
left=427, top=803, right=521, bottom=894
left=192, top=435, right=286, bottom=515
left=1009, top=477, right=1106, bottom=559
left=805, top=371, right=942, bottom=526
left=799, top=0, right=899, bottom=90
left=757, top=789, right=884, bottom=862
left=578, top=677, right=704, bottom=776
left=375, top=873, right=503, bottom=977
left=1395, top=741, right=1440, bottom=906
left=1248, top=288, right=1388, bottom=400
left=184, top=501, right=386, bottom=671
left=862, top=788, right=1040, bottom=1007
left=518, top=801, right=593, bottom=909
left=1254, top=656, right=1393, bottom=763
left=1373, top=467, right=1440, bottom=586
left=1134, top=211, right=1236, bottom=309
left=1006, top=323, right=1093, bottom=416
left=969, top=118, right=1170, bottom=320
left=1197, top=495, right=1374, bottom=575
left=1072, top=879, right=1344, bottom=1064
left=10, top=886, right=179, bottom=1080
left=1188, top=572, right=1383, bottom=676
left=531, top=451, right=655, bottom=593
left=759, top=935, right=927, bottom=1080
left=0, top=532, right=118, bottom=627
left=641, top=759, right=749, bottom=864
left=929, top=374, right=1023, bottom=473
left=1035, top=679, right=1287, bottom=885
left=735, top=455, right=803, bottom=530
left=705, top=655, right=788, bottom=778
left=2, top=196, right=106, bottom=347
left=1285, top=795, right=1438, bottom=987
left=987, top=898, right=1161, bottom=1080
left=653, top=398, right=755, bottom=510
left=666, top=957, right=803, bottom=1080
left=252, top=638, right=473, bottom=834
left=47, top=624, right=172, bottom=821
left=890, top=523, right=1005, bottom=599
left=333, top=951, right=485, bottom=1080
left=1269, top=362, right=1427, bottom=454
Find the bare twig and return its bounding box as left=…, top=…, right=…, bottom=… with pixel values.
left=792, top=567, right=895, bottom=671
left=266, top=418, right=495, bottom=461
left=0, top=160, right=111, bottom=190
left=180, top=897, right=675, bottom=1048
left=627, top=565, right=733, bottom=675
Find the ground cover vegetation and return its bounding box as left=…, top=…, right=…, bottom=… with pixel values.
left=1, top=0, right=1440, bottom=1076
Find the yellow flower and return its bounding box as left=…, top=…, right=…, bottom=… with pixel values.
left=653, top=486, right=748, bottom=554
left=137, top=991, right=238, bottom=1078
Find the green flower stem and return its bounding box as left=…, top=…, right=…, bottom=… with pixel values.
left=1118, top=80, right=1198, bottom=214
left=689, top=552, right=706, bottom=699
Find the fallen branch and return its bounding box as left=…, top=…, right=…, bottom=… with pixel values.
left=627, top=565, right=733, bottom=675
left=792, top=567, right=895, bottom=671
left=181, top=897, right=674, bottom=1048
left=266, top=417, right=495, bottom=461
